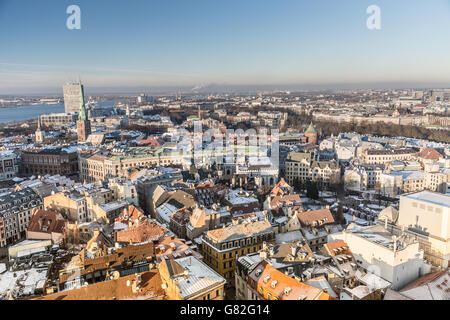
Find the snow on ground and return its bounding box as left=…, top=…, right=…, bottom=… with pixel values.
left=0, top=268, right=48, bottom=299
left=319, top=191, right=335, bottom=197
left=367, top=204, right=385, bottom=210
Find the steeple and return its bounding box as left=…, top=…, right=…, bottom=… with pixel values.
left=304, top=121, right=318, bottom=145
left=76, top=81, right=91, bottom=143
left=305, top=122, right=317, bottom=134
left=35, top=116, right=44, bottom=143
left=78, top=83, right=87, bottom=121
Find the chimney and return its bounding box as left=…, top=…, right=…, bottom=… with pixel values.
left=80, top=248, right=85, bottom=264
left=290, top=246, right=296, bottom=257
left=260, top=250, right=267, bottom=259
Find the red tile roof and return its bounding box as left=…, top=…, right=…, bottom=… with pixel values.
left=323, top=240, right=351, bottom=257
left=269, top=194, right=302, bottom=209
left=116, top=220, right=168, bottom=244
left=115, top=205, right=145, bottom=225
left=297, top=208, right=335, bottom=227
left=270, top=178, right=291, bottom=196
left=416, top=148, right=443, bottom=161
left=37, top=270, right=165, bottom=300
left=249, top=260, right=333, bottom=300
left=27, top=210, right=66, bottom=235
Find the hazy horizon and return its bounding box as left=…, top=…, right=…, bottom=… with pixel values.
left=3, top=82, right=450, bottom=97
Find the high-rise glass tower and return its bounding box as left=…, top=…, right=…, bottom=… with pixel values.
left=63, top=82, right=85, bottom=113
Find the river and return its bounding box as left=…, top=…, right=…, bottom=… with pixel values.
left=0, top=101, right=119, bottom=124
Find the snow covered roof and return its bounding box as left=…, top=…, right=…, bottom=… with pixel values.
left=170, top=256, right=226, bottom=299
left=403, top=191, right=450, bottom=208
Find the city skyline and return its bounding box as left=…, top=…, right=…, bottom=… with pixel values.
left=2, top=0, right=450, bottom=94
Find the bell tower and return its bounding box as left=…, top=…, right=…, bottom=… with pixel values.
left=77, top=83, right=91, bottom=143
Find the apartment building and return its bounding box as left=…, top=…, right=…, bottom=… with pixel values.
left=108, top=177, right=138, bottom=206
left=186, top=206, right=222, bottom=240
left=0, top=188, right=43, bottom=247
left=395, top=191, right=450, bottom=268
left=79, top=155, right=108, bottom=183
left=202, top=217, right=275, bottom=282
left=344, top=165, right=383, bottom=191
left=44, top=191, right=88, bottom=223
left=20, top=147, right=79, bottom=177
left=40, top=113, right=78, bottom=127
left=363, top=148, right=416, bottom=165
left=330, top=224, right=426, bottom=290
left=79, top=149, right=184, bottom=182
left=310, top=160, right=341, bottom=186
left=246, top=260, right=332, bottom=300
left=0, top=151, right=18, bottom=181
left=285, top=152, right=312, bottom=184
left=158, top=256, right=226, bottom=300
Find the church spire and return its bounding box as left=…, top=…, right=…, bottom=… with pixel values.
left=76, top=81, right=91, bottom=143
left=78, top=83, right=87, bottom=121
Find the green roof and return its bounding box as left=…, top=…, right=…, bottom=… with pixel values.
left=305, top=122, right=317, bottom=134
left=78, top=84, right=87, bottom=121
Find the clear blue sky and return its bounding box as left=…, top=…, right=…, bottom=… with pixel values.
left=1, top=0, right=450, bottom=94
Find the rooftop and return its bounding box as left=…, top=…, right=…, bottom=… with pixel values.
left=163, top=256, right=226, bottom=299
left=402, top=191, right=450, bottom=208
left=38, top=270, right=164, bottom=300
left=206, top=218, right=273, bottom=244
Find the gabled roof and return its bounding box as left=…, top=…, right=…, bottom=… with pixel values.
left=115, top=205, right=145, bottom=225
left=385, top=269, right=450, bottom=300
left=27, top=210, right=66, bottom=235
left=269, top=194, right=302, bottom=209
left=207, top=218, right=273, bottom=243
left=323, top=240, right=351, bottom=257
left=116, top=220, right=168, bottom=244
left=297, top=208, right=335, bottom=228
left=378, top=206, right=399, bottom=224
left=37, top=270, right=164, bottom=300
left=311, top=160, right=339, bottom=170
left=416, top=148, right=443, bottom=161
left=249, top=260, right=332, bottom=300
left=270, top=178, right=292, bottom=196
